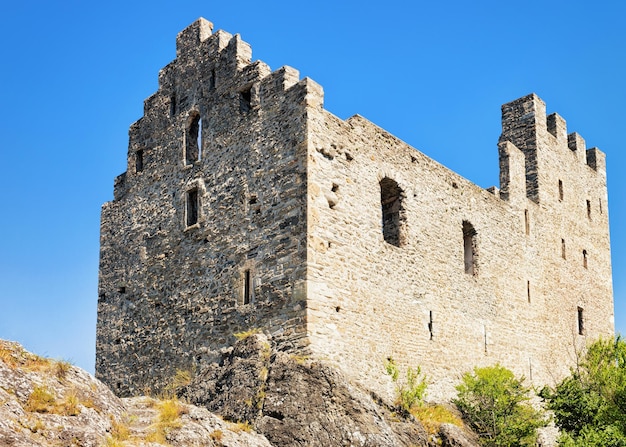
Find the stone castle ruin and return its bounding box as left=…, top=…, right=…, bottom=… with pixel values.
left=96, top=18, right=614, bottom=399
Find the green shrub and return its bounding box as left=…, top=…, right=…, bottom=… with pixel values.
left=454, top=364, right=546, bottom=447
left=385, top=357, right=427, bottom=412
left=541, top=337, right=626, bottom=445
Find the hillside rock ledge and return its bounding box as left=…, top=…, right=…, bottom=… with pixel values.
left=0, top=337, right=478, bottom=446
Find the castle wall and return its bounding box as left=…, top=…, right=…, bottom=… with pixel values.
left=305, top=94, right=613, bottom=400
left=97, top=19, right=614, bottom=403
left=96, top=19, right=319, bottom=395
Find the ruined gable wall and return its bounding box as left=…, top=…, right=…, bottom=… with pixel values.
left=96, top=20, right=320, bottom=395
left=305, top=95, right=613, bottom=400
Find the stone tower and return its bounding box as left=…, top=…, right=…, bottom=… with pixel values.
left=96, top=18, right=614, bottom=399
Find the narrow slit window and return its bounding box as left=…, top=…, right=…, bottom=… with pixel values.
left=558, top=180, right=564, bottom=201
left=463, top=220, right=477, bottom=275
left=577, top=307, right=584, bottom=335
left=428, top=311, right=434, bottom=340
left=561, top=238, right=566, bottom=259
left=524, top=209, right=530, bottom=235
left=185, top=113, right=201, bottom=164
left=583, top=250, right=588, bottom=269
left=186, top=189, right=199, bottom=227
left=170, top=94, right=176, bottom=116
left=209, top=69, right=216, bottom=90
left=483, top=325, right=488, bottom=353
left=135, top=149, right=144, bottom=173
left=527, top=280, right=531, bottom=303
left=243, top=269, right=251, bottom=304
left=599, top=198, right=603, bottom=214
left=587, top=200, right=592, bottom=219
left=380, top=177, right=406, bottom=247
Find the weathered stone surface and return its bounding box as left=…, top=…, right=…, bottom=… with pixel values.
left=97, top=17, right=614, bottom=405
left=182, top=334, right=434, bottom=447
left=0, top=340, right=273, bottom=447
left=438, top=423, right=481, bottom=447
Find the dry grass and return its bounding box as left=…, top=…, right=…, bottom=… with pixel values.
left=411, top=404, right=463, bottom=435
left=210, top=429, right=223, bottom=441
left=24, top=385, right=88, bottom=416
left=145, top=397, right=187, bottom=444
left=54, top=360, right=72, bottom=380
left=233, top=328, right=261, bottom=341
left=228, top=420, right=253, bottom=433
left=0, top=341, right=74, bottom=382
left=25, top=386, right=57, bottom=413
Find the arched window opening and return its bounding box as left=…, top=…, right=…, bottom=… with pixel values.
left=185, top=113, right=201, bottom=165
left=462, top=220, right=477, bottom=275
left=379, top=177, right=406, bottom=247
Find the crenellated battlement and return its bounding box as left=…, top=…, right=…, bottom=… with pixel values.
left=499, top=93, right=606, bottom=204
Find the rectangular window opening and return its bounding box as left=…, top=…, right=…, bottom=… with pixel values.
left=561, top=238, right=566, bottom=259
left=243, top=269, right=251, bottom=305
left=186, top=189, right=199, bottom=227
left=583, top=250, right=588, bottom=269
left=135, top=149, right=144, bottom=173
left=527, top=280, right=531, bottom=303
left=577, top=307, right=584, bottom=335
left=586, top=200, right=591, bottom=219
left=463, top=221, right=477, bottom=275
left=240, top=88, right=252, bottom=113
left=558, top=180, right=564, bottom=201
left=599, top=198, right=603, bottom=214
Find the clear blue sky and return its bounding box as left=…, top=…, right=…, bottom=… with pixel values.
left=0, top=1, right=624, bottom=374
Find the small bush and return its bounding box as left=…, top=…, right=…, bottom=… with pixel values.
left=454, top=364, right=546, bottom=447
left=541, top=337, right=626, bottom=445
left=385, top=357, right=428, bottom=412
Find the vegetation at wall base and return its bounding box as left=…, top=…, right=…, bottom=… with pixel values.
left=385, top=357, right=428, bottom=413
left=540, top=337, right=626, bottom=446
left=454, top=364, right=546, bottom=447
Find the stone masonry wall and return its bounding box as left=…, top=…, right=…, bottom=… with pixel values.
left=96, top=19, right=322, bottom=395
left=305, top=94, right=613, bottom=400
left=97, top=18, right=614, bottom=402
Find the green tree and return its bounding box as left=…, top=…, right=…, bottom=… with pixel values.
left=541, top=337, right=626, bottom=446
left=454, top=364, right=546, bottom=447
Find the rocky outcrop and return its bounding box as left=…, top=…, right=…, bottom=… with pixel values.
left=0, top=340, right=271, bottom=447
left=180, top=333, right=477, bottom=447
left=0, top=338, right=478, bottom=446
